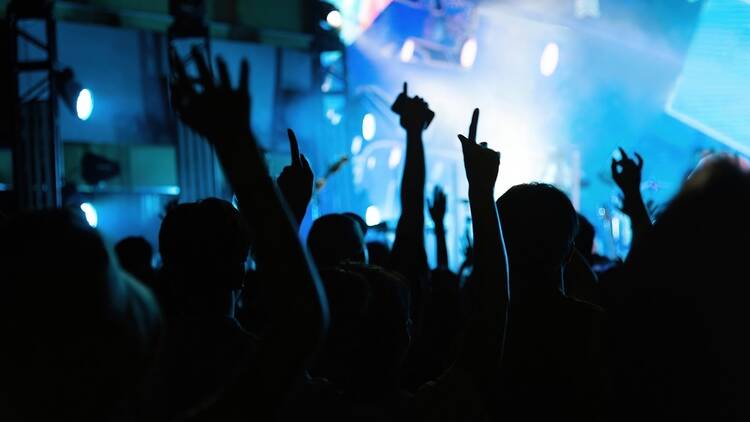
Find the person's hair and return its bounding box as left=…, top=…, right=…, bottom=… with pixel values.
left=306, top=214, right=367, bottom=269
left=115, top=236, right=154, bottom=280
left=313, top=263, right=411, bottom=390
left=366, top=241, right=390, bottom=267
left=496, top=183, right=578, bottom=270
left=159, top=198, right=250, bottom=290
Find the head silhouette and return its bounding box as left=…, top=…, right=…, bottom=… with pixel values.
left=159, top=198, right=250, bottom=293
left=0, top=209, right=161, bottom=421
left=497, top=183, right=578, bottom=273
left=313, top=264, right=411, bottom=393
left=307, top=214, right=367, bottom=269
left=617, top=155, right=750, bottom=420
left=115, top=236, right=155, bottom=285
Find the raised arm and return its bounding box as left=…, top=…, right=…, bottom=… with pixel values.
left=611, top=148, right=651, bottom=260
left=390, top=83, right=431, bottom=316
left=455, top=109, right=509, bottom=383
left=428, top=186, right=449, bottom=269
left=169, top=48, right=328, bottom=414
left=277, top=128, right=314, bottom=227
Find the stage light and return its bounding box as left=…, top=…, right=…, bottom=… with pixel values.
left=55, top=67, right=93, bottom=121
left=365, top=205, right=382, bottom=226
left=80, top=202, right=98, bottom=228
left=351, top=136, right=363, bottom=155
left=362, top=113, right=376, bottom=140
left=76, top=88, right=93, bottom=121
left=540, top=42, right=560, bottom=77
left=367, top=156, right=377, bottom=169
left=326, top=108, right=342, bottom=125
left=326, top=10, right=343, bottom=29
left=460, top=37, right=478, bottom=68
left=388, top=147, right=402, bottom=169
left=400, top=39, right=416, bottom=62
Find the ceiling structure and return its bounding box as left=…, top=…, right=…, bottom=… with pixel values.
left=1, top=0, right=314, bottom=48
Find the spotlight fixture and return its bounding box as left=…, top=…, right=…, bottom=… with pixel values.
left=460, top=37, right=478, bottom=68
left=539, top=42, right=560, bottom=77
left=80, top=202, right=98, bottom=228
left=55, top=67, right=93, bottom=120
left=326, top=9, right=343, bottom=29
left=362, top=113, right=376, bottom=141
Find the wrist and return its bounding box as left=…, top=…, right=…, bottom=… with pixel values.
left=622, top=186, right=642, bottom=198
left=406, top=126, right=424, bottom=137
left=468, top=185, right=496, bottom=198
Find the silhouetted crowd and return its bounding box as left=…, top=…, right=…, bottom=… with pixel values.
left=2, top=48, right=749, bottom=422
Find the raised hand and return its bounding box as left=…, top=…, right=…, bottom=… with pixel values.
left=170, top=46, right=251, bottom=143
left=458, top=108, right=500, bottom=193
left=611, top=147, right=643, bottom=195
left=397, top=82, right=432, bottom=132
left=451, top=107, right=508, bottom=386
left=611, top=148, right=645, bottom=218
left=428, top=185, right=447, bottom=225
left=277, top=128, right=314, bottom=225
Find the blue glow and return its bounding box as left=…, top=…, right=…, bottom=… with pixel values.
left=666, top=0, right=750, bottom=154
left=80, top=202, right=98, bottom=227
left=351, top=136, right=363, bottom=155
left=76, top=88, right=93, bottom=121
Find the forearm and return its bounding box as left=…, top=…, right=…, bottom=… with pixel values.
left=467, top=186, right=509, bottom=334
left=623, top=190, right=652, bottom=261
left=454, top=186, right=508, bottom=384
left=215, top=135, right=327, bottom=345
left=434, top=221, right=449, bottom=269
left=399, top=129, right=426, bottom=218
left=392, top=128, right=427, bottom=268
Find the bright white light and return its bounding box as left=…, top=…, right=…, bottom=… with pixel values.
left=362, top=113, right=376, bottom=141
left=365, top=205, right=382, bottom=226
left=351, top=136, right=363, bottom=155
left=540, top=42, right=560, bottom=77
left=367, top=156, right=376, bottom=169
left=76, top=88, right=93, bottom=120
left=326, top=10, right=343, bottom=29
left=400, top=39, right=416, bottom=63
left=460, top=37, right=478, bottom=68
left=80, top=202, right=98, bottom=228
left=388, top=147, right=402, bottom=169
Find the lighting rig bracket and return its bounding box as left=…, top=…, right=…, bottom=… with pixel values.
left=6, top=0, right=63, bottom=210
